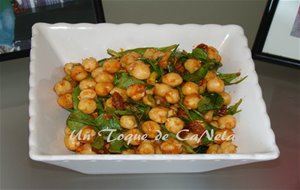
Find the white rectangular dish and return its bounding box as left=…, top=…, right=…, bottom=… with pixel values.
left=29, top=23, right=279, bottom=174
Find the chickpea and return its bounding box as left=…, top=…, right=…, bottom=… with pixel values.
left=79, top=126, right=97, bottom=143
left=184, top=58, right=201, bottom=73
left=210, top=121, right=219, bottom=128
left=141, top=120, right=161, bottom=139
left=91, top=67, right=104, bottom=78
left=64, top=63, right=76, bottom=75
left=64, top=127, right=72, bottom=136
left=82, top=57, right=98, bottom=72
left=162, top=72, right=183, bottom=87
left=220, top=91, right=231, bottom=105
left=181, top=82, right=199, bottom=95
left=206, top=144, right=220, bottom=154
left=110, top=87, right=128, bottom=101
left=218, top=115, right=236, bottom=129
left=198, top=79, right=207, bottom=94
left=183, top=94, right=201, bottom=110
left=57, top=93, right=73, bottom=109
left=154, top=83, right=172, bottom=97
left=79, top=78, right=96, bottom=90
left=165, top=88, right=180, bottom=104
left=64, top=135, right=80, bottom=151
left=78, top=99, right=97, bottom=114
left=207, top=77, right=224, bottom=93
left=204, top=110, right=214, bottom=122
left=104, top=97, right=113, bottom=109
left=167, top=105, right=178, bottom=117
left=217, top=142, right=237, bottom=153
left=126, top=84, right=146, bottom=101
left=76, top=143, right=96, bottom=154
left=165, top=117, right=184, bottom=134
left=148, top=107, right=169, bottom=123
left=120, top=115, right=137, bottom=129
left=137, top=141, right=155, bottom=154
left=122, top=149, right=136, bottom=154
left=146, top=88, right=154, bottom=95
left=94, top=71, right=114, bottom=83
left=124, top=128, right=144, bottom=146
left=103, top=59, right=121, bottom=74
left=204, top=71, right=217, bottom=81
left=120, top=51, right=141, bottom=68
left=129, top=60, right=151, bottom=80
left=184, top=132, right=201, bottom=148
left=143, top=95, right=156, bottom=107
left=160, top=139, right=183, bottom=154
left=214, top=129, right=234, bottom=144
left=95, top=82, right=114, bottom=96
left=143, top=48, right=164, bottom=60
left=70, top=65, right=88, bottom=81
left=207, top=46, right=222, bottom=63
left=78, top=89, right=97, bottom=100
left=53, top=80, right=73, bottom=96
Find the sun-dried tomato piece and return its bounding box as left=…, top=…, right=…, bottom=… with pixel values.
left=186, top=121, right=206, bottom=136
left=112, top=92, right=125, bottom=110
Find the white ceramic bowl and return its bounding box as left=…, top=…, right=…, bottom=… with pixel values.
left=29, top=23, right=279, bottom=174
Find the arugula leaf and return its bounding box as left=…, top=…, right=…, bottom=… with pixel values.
left=189, top=111, right=218, bottom=131
left=95, top=114, right=122, bottom=131
left=96, top=97, right=105, bottom=114
left=91, top=136, right=104, bottom=150
left=226, top=99, right=243, bottom=115
left=204, top=61, right=222, bottom=71
left=141, top=58, right=165, bottom=80
left=114, top=72, right=144, bottom=89
left=72, top=86, right=81, bottom=110
left=218, top=72, right=247, bottom=85
left=197, top=93, right=224, bottom=114
left=191, top=48, right=208, bottom=62
left=107, top=107, right=133, bottom=115
left=195, top=145, right=209, bottom=153
left=183, top=66, right=208, bottom=82
left=66, top=119, right=86, bottom=133
left=68, top=110, right=96, bottom=126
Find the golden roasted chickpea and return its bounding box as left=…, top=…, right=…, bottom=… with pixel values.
left=148, top=107, right=169, bottom=123
left=76, top=143, right=96, bottom=154
left=70, top=65, right=89, bottom=81
left=184, top=132, right=201, bottom=148
left=53, top=80, right=73, bottom=96
left=204, top=110, right=214, bottom=122
left=78, top=99, right=97, bottom=114
left=165, top=117, right=184, bottom=134
left=143, top=48, right=164, bottom=60
left=141, top=120, right=161, bottom=139
left=64, top=127, right=72, bottom=136
left=143, top=95, right=156, bottom=107
left=122, top=149, right=136, bottom=154
left=79, top=78, right=96, bottom=90
left=91, top=67, right=104, bottom=78
left=126, top=84, right=146, bottom=101
left=198, top=79, right=207, bottom=94
left=64, top=135, right=80, bottom=151
left=79, top=126, right=97, bottom=143
left=82, top=57, right=98, bottom=72
left=129, top=60, right=151, bottom=80
left=206, top=144, right=220, bottom=154
left=57, top=93, right=73, bottom=109
left=167, top=105, right=178, bottom=117
left=120, top=115, right=137, bottom=129
left=104, top=97, right=113, bottom=109
left=110, top=87, right=128, bottom=101
left=95, top=82, right=114, bottom=96
left=64, top=63, right=76, bottom=75
left=220, top=91, right=231, bottom=105
left=162, top=73, right=183, bottom=87
left=137, top=141, right=155, bottom=154
left=207, top=77, right=224, bottom=93
left=78, top=89, right=97, bottom=100
left=217, top=142, right=237, bottom=153
left=214, top=129, right=234, bottom=144
left=210, top=121, right=219, bottom=128
left=218, top=115, right=236, bottom=129
left=94, top=71, right=114, bottom=83
left=124, top=128, right=144, bottom=146
left=120, top=51, right=141, bottom=68
left=204, top=71, right=217, bottom=81
left=183, top=94, right=202, bottom=110
left=207, top=46, right=222, bottom=63
left=165, top=88, right=180, bottom=104
left=154, top=83, right=172, bottom=97
left=181, top=82, right=199, bottom=95
left=184, top=58, right=201, bottom=73
left=103, top=59, right=121, bottom=74
left=160, top=139, right=183, bottom=154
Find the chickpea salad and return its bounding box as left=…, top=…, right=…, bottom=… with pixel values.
left=53, top=44, right=246, bottom=155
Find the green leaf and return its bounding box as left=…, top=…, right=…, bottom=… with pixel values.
left=91, top=136, right=104, bottom=150
left=195, top=145, right=209, bottom=153
left=66, top=119, right=86, bottom=133
left=203, top=61, right=222, bottom=71
left=68, top=110, right=96, bottom=126
left=107, top=107, right=133, bottom=115
left=183, top=66, right=208, bottom=82
left=226, top=99, right=243, bottom=115
left=218, top=72, right=247, bottom=85
left=114, top=72, right=145, bottom=89
left=141, top=58, right=165, bottom=80
left=189, top=110, right=218, bottom=131
left=109, top=139, right=124, bottom=153
left=95, top=114, right=122, bottom=131
left=72, top=86, right=81, bottom=110
left=197, top=93, right=224, bottom=114
left=191, top=48, right=208, bottom=62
